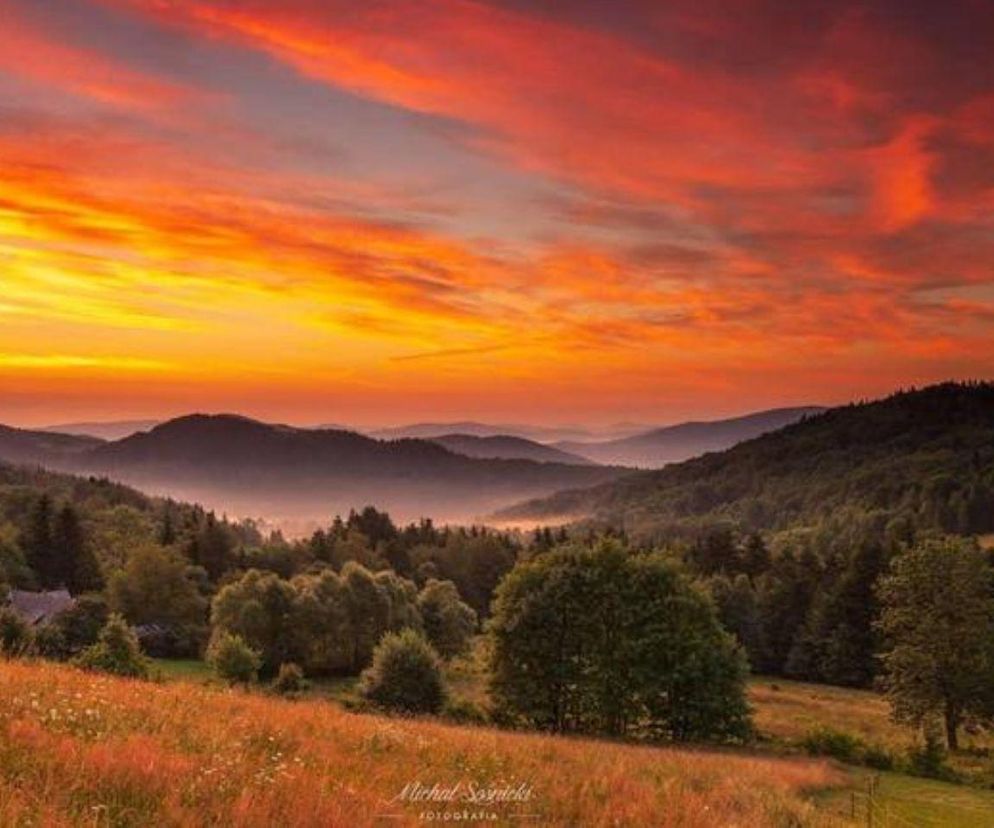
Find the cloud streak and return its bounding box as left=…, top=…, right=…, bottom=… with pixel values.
left=1, top=0, right=992, bottom=423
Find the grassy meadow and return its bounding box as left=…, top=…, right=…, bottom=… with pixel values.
left=0, top=659, right=844, bottom=827
left=140, top=658, right=994, bottom=825
left=5, top=657, right=994, bottom=825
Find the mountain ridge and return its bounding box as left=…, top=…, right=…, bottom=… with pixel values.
left=498, top=382, right=994, bottom=541
left=554, top=406, right=826, bottom=467
left=427, top=433, right=595, bottom=465
left=0, top=414, right=626, bottom=524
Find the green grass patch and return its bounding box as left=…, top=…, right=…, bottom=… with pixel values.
left=151, top=658, right=212, bottom=683
left=822, top=771, right=994, bottom=827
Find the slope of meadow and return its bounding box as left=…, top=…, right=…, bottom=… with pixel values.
left=0, top=660, right=843, bottom=827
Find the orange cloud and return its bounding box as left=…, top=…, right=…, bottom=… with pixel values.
left=1, top=0, right=992, bottom=425
left=866, top=118, right=937, bottom=231
left=0, top=9, right=193, bottom=111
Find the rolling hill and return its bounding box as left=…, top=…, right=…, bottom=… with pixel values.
left=41, top=419, right=160, bottom=440
left=554, top=406, right=825, bottom=467
left=428, top=433, right=595, bottom=465
left=0, top=415, right=625, bottom=525
left=369, top=421, right=646, bottom=443
left=0, top=424, right=103, bottom=467
left=500, top=383, right=994, bottom=541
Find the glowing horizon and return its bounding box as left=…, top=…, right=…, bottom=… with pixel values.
left=2, top=0, right=992, bottom=427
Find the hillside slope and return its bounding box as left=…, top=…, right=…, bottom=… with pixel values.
left=0, top=660, right=842, bottom=827
left=556, top=406, right=825, bottom=467
left=429, top=433, right=595, bottom=465
left=69, top=415, right=625, bottom=523
left=41, top=420, right=160, bottom=440
left=0, top=425, right=102, bottom=467
left=501, top=383, right=994, bottom=541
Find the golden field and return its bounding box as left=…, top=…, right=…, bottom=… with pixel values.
left=0, top=659, right=845, bottom=828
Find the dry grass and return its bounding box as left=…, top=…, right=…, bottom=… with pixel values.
left=751, top=679, right=904, bottom=749
left=0, top=659, right=845, bottom=827
left=751, top=678, right=994, bottom=752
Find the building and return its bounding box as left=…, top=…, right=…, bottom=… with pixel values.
left=6, top=589, right=76, bottom=626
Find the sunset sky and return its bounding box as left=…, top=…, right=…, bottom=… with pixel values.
left=2, top=0, right=993, bottom=428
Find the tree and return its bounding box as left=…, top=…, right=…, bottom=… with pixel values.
left=342, top=562, right=391, bottom=672
left=39, top=594, right=109, bottom=659
left=207, top=631, right=261, bottom=685
left=291, top=569, right=353, bottom=674
left=75, top=614, right=150, bottom=678
left=210, top=569, right=298, bottom=675
left=489, top=540, right=751, bottom=742
left=876, top=537, right=994, bottom=750
left=375, top=569, right=423, bottom=633
left=109, top=545, right=207, bottom=654
left=23, top=495, right=55, bottom=588
left=709, top=573, right=764, bottom=665
left=52, top=504, right=103, bottom=594
left=186, top=513, right=236, bottom=581
left=359, top=629, right=446, bottom=714
left=786, top=541, right=885, bottom=686
left=417, top=579, right=477, bottom=659
left=754, top=549, right=818, bottom=674
left=0, top=522, right=32, bottom=589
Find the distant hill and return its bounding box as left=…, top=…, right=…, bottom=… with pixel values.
left=42, top=420, right=160, bottom=441
left=0, top=425, right=103, bottom=466
left=555, top=407, right=825, bottom=467
left=428, top=433, right=595, bottom=465
left=0, top=415, right=625, bottom=524
left=369, top=421, right=644, bottom=443
left=500, top=383, right=994, bottom=541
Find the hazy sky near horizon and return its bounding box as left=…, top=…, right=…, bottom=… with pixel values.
left=1, top=0, right=993, bottom=427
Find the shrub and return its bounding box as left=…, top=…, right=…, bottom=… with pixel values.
left=272, top=662, right=306, bottom=696
left=75, top=614, right=150, bottom=678
left=907, top=727, right=957, bottom=781
left=208, top=631, right=261, bottom=685
left=50, top=594, right=109, bottom=657
left=32, top=623, right=68, bottom=659
left=802, top=728, right=862, bottom=763
left=359, top=629, right=446, bottom=715
left=442, top=697, right=489, bottom=725
left=862, top=745, right=895, bottom=771
left=0, top=608, right=32, bottom=657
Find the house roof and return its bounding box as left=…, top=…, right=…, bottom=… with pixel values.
left=7, top=589, right=75, bottom=625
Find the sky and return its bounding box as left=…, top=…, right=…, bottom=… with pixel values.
left=1, top=0, right=993, bottom=428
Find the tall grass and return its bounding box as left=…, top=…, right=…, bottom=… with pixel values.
left=0, top=660, right=844, bottom=826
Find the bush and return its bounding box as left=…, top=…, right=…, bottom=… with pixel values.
left=802, top=728, right=896, bottom=770
left=907, top=728, right=957, bottom=781
left=862, top=745, right=895, bottom=771
left=32, top=623, right=68, bottom=659
left=272, top=662, right=306, bottom=696
left=359, top=629, right=446, bottom=715
left=802, top=728, right=862, bottom=763
left=75, top=614, right=150, bottom=678
left=0, top=608, right=32, bottom=657
left=442, top=696, right=489, bottom=725
left=50, top=594, right=109, bottom=657
left=207, top=631, right=261, bottom=685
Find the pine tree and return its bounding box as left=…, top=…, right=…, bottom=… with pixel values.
left=24, top=495, right=55, bottom=588
left=52, top=504, right=102, bottom=594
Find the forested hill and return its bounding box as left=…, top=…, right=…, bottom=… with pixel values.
left=0, top=416, right=627, bottom=525
left=500, top=382, right=994, bottom=542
